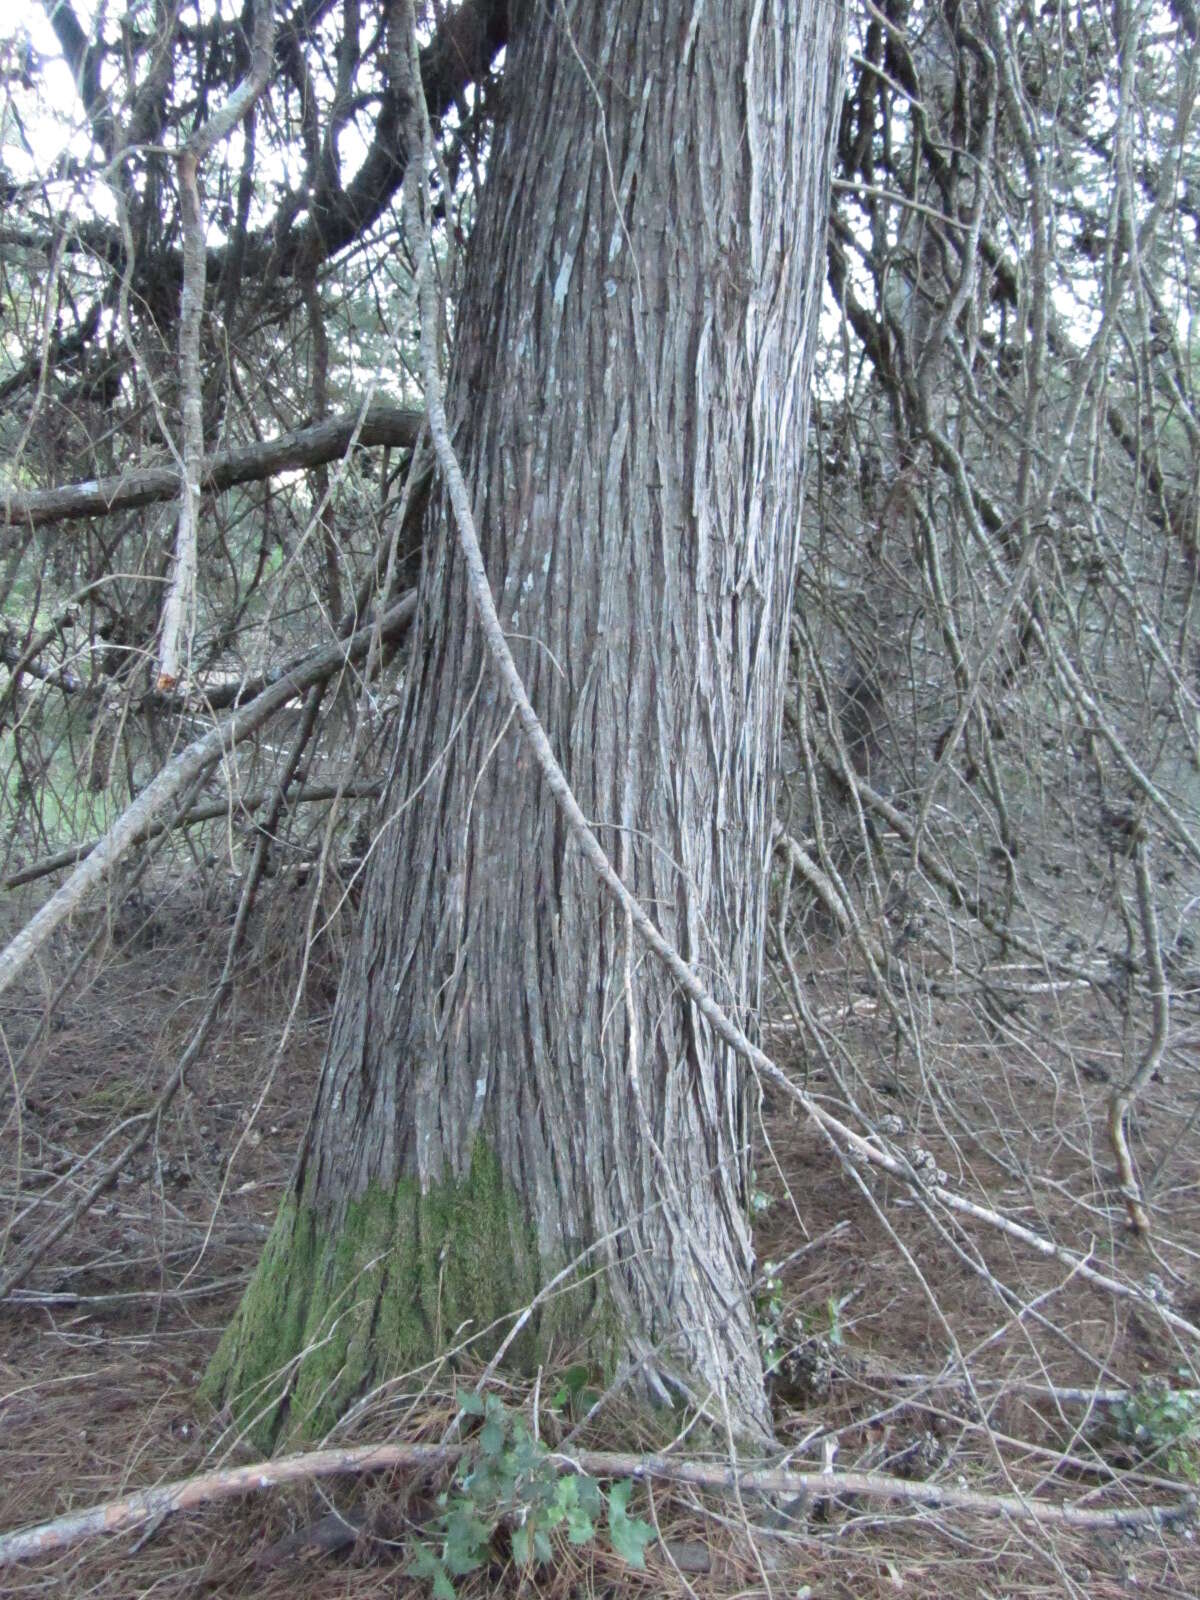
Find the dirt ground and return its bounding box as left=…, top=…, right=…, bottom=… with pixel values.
left=2, top=883, right=1199, bottom=1598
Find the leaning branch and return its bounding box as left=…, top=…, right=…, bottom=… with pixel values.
left=0, top=1438, right=1190, bottom=1566
left=2, top=781, right=384, bottom=890
left=0, top=594, right=415, bottom=1001
left=0, top=401, right=422, bottom=528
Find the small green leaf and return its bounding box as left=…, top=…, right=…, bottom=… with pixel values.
left=456, top=1389, right=484, bottom=1417
left=551, top=1476, right=578, bottom=1512
left=431, top=1568, right=457, bottom=1600
left=479, top=1417, right=506, bottom=1456
left=576, top=1474, right=603, bottom=1515
left=511, top=1524, right=531, bottom=1567
left=507, top=1430, right=542, bottom=1476
left=408, top=1542, right=440, bottom=1578
left=409, top=1544, right=457, bottom=1599
left=443, top=1506, right=488, bottom=1575
left=566, top=1506, right=595, bottom=1545
left=608, top=1480, right=655, bottom=1568
left=550, top=1364, right=590, bottom=1409
left=544, top=1473, right=579, bottom=1529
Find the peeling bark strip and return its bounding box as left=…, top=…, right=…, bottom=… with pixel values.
left=0, top=402, right=422, bottom=528
left=210, top=0, right=845, bottom=1440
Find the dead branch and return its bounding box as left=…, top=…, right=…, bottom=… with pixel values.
left=1108, top=831, right=1172, bottom=1235
left=0, top=593, right=415, bottom=1002
left=157, top=0, right=277, bottom=689
left=0, top=401, right=421, bottom=529
left=0, top=1437, right=1191, bottom=1567
left=3, top=780, right=383, bottom=890
left=773, top=822, right=889, bottom=970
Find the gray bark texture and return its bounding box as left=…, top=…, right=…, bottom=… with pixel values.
left=281, top=0, right=843, bottom=1434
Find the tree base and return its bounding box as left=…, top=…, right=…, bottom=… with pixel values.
left=202, top=1143, right=597, bottom=1446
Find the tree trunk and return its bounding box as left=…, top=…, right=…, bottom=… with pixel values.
left=207, top=0, right=844, bottom=1444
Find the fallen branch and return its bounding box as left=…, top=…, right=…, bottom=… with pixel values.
left=0, top=1437, right=1191, bottom=1566
left=2, top=1276, right=246, bottom=1310
left=0, top=401, right=421, bottom=529
left=0, top=593, right=415, bottom=1002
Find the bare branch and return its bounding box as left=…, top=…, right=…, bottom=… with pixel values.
left=1108, top=831, right=1172, bottom=1236
left=0, top=593, right=415, bottom=1002
left=0, top=401, right=422, bottom=528
left=0, top=1437, right=1189, bottom=1568
left=2, top=780, right=383, bottom=890
left=158, top=0, right=277, bottom=690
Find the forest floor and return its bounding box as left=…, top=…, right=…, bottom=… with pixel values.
left=2, top=881, right=1200, bottom=1599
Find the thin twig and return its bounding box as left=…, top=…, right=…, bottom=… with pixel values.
left=158, top=0, right=276, bottom=689
left=1107, top=830, right=1171, bottom=1235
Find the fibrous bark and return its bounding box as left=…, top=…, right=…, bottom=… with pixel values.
left=208, top=0, right=844, bottom=1444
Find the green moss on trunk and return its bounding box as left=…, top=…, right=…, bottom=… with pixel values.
left=203, top=1144, right=579, bottom=1445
